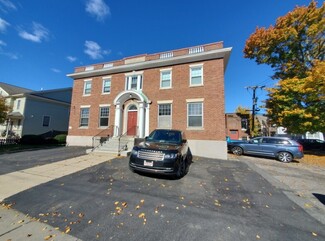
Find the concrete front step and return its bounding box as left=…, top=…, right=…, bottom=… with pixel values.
left=92, top=137, right=135, bottom=156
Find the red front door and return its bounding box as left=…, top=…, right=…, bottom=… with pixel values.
left=127, top=111, right=137, bottom=135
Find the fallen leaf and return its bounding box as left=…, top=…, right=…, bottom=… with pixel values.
left=88, top=220, right=92, bottom=224
left=27, top=234, right=32, bottom=237
left=256, top=234, right=260, bottom=239
left=138, top=213, right=145, bottom=218
left=44, top=235, right=53, bottom=240
left=18, top=219, right=24, bottom=224
left=312, top=232, right=318, bottom=237
left=114, top=201, right=119, bottom=205
left=65, top=226, right=71, bottom=234
left=304, top=203, right=313, bottom=208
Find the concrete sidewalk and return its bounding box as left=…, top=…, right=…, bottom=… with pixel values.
left=0, top=152, right=117, bottom=241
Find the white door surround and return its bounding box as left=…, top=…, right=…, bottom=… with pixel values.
left=113, top=90, right=150, bottom=138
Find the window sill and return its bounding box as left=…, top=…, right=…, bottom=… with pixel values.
left=186, top=127, right=204, bottom=131
left=101, top=92, right=110, bottom=95
left=189, top=84, right=204, bottom=88
left=160, top=87, right=172, bottom=90
left=79, top=126, right=89, bottom=129
left=83, top=94, right=91, bottom=97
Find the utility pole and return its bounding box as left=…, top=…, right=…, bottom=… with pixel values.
left=246, top=85, right=265, bottom=137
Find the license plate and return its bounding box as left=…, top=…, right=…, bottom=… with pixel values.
left=144, top=161, right=153, bottom=167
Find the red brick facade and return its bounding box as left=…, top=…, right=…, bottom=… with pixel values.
left=67, top=42, right=232, bottom=159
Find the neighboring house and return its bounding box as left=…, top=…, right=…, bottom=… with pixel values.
left=225, top=113, right=249, bottom=140
left=225, top=113, right=276, bottom=140
left=255, top=115, right=276, bottom=136
left=67, top=42, right=232, bottom=159
left=0, top=82, right=72, bottom=138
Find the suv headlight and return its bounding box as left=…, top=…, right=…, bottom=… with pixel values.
left=164, top=153, right=178, bottom=159
left=131, top=149, right=138, bottom=156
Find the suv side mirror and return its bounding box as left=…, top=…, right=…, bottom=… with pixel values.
left=182, top=139, right=187, bottom=143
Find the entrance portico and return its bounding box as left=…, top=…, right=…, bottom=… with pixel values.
left=113, top=90, right=150, bottom=138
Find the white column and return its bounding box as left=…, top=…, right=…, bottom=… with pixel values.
left=138, top=102, right=145, bottom=138
left=114, top=103, right=122, bottom=137
left=145, top=104, right=150, bottom=136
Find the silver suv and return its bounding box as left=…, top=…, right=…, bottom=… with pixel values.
left=228, top=137, right=304, bottom=163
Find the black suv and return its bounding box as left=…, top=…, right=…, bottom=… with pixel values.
left=129, top=129, right=191, bottom=178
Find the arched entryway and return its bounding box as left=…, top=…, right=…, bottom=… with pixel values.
left=113, top=90, right=150, bottom=138
left=127, top=104, right=138, bottom=135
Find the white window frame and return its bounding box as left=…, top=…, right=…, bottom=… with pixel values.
left=79, top=107, right=90, bottom=127
left=42, top=115, right=51, bottom=127
left=187, top=99, right=204, bottom=129
left=99, top=105, right=110, bottom=128
left=157, top=101, right=172, bottom=129
left=83, top=80, right=92, bottom=96
left=160, top=68, right=172, bottom=89
left=189, top=64, right=203, bottom=87
left=125, top=71, right=143, bottom=91
left=102, top=77, right=111, bottom=94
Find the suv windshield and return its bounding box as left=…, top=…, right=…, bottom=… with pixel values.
left=146, top=130, right=182, bottom=144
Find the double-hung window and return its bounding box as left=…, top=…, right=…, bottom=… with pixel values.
left=99, top=106, right=109, bottom=127
left=160, top=69, right=172, bottom=89
left=190, top=64, right=203, bottom=86
left=102, top=78, right=111, bottom=94
left=158, top=102, right=172, bottom=128
left=80, top=107, right=90, bottom=127
left=83, top=80, right=92, bottom=95
left=125, top=72, right=143, bottom=91
left=187, top=101, right=203, bottom=128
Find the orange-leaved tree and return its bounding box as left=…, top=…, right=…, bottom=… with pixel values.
left=244, top=1, right=325, bottom=133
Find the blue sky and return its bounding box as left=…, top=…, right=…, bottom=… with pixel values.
left=0, top=0, right=316, bottom=113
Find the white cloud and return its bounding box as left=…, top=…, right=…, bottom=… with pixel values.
left=86, top=0, right=110, bottom=21
left=0, top=18, right=10, bottom=33
left=51, top=68, right=61, bottom=73
left=84, top=40, right=110, bottom=59
left=0, top=0, right=17, bottom=13
left=0, top=39, right=18, bottom=59
left=67, top=56, right=77, bottom=62
left=0, top=39, right=6, bottom=46
left=18, top=22, right=49, bottom=43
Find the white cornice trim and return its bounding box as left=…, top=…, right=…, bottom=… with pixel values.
left=67, top=47, right=232, bottom=79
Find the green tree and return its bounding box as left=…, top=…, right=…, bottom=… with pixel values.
left=0, top=97, right=9, bottom=124
left=266, top=60, right=325, bottom=133
left=244, top=1, right=325, bottom=133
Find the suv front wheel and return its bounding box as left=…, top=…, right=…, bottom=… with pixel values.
left=278, top=151, right=293, bottom=163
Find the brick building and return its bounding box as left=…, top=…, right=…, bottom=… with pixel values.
left=225, top=113, right=249, bottom=140
left=67, top=42, right=232, bottom=159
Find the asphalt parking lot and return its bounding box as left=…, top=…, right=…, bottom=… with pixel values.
left=1, top=150, right=324, bottom=241
left=0, top=146, right=88, bottom=175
